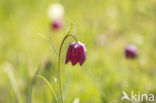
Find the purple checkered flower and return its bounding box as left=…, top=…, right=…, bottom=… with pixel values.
left=65, top=41, right=87, bottom=66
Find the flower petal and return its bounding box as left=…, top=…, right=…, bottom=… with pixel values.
left=78, top=44, right=87, bottom=66
left=71, top=44, right=79, bottom=66
left=65, top=43, right=73, bottom=64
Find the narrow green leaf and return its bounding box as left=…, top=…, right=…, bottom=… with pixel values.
left=27, top=67, right=40, bottom=103
left=4, top=63, right=23, bottom=103
left=65, top=17, right=74, bottom=36
left=67, top=23, right=73, bottom=36
left=35, top=75, right=59, bottom=103
left=37, top=33, right=58, bottom=59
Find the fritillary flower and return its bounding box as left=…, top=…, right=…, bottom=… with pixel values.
left=65, top=41, right=87, bottom=66
left=125, top=45, right=138, bottom=59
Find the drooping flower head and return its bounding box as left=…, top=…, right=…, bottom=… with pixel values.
left=125, top=45, right=138, bottom=59
left=65, top=41, right=87, bottom=66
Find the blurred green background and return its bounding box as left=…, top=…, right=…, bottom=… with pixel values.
left=0, top=0, right=156, bottom=103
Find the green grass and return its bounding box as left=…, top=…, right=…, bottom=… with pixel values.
left=0, top=0, right=156, bottom=103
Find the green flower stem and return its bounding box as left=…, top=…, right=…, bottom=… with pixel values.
left=58, top=34, right=78, bottom=103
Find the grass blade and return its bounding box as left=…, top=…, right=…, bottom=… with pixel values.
left=4, top=63, right=23, bottom=103
left=35, top=74, right=59, bottom=103
left=27, top=67, right=40, bottom=103
left=65, top=17, right=74, bottom=36
left=67, top=23, right=73, bottom=36
left=37, top=33, right=58, bottom=59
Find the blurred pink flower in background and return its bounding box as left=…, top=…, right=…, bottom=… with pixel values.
left=52, top=19, right=64, bottom=30
left=125, top=45, right=138, bottom=59
left=48, top=3, right=64, bottom=30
